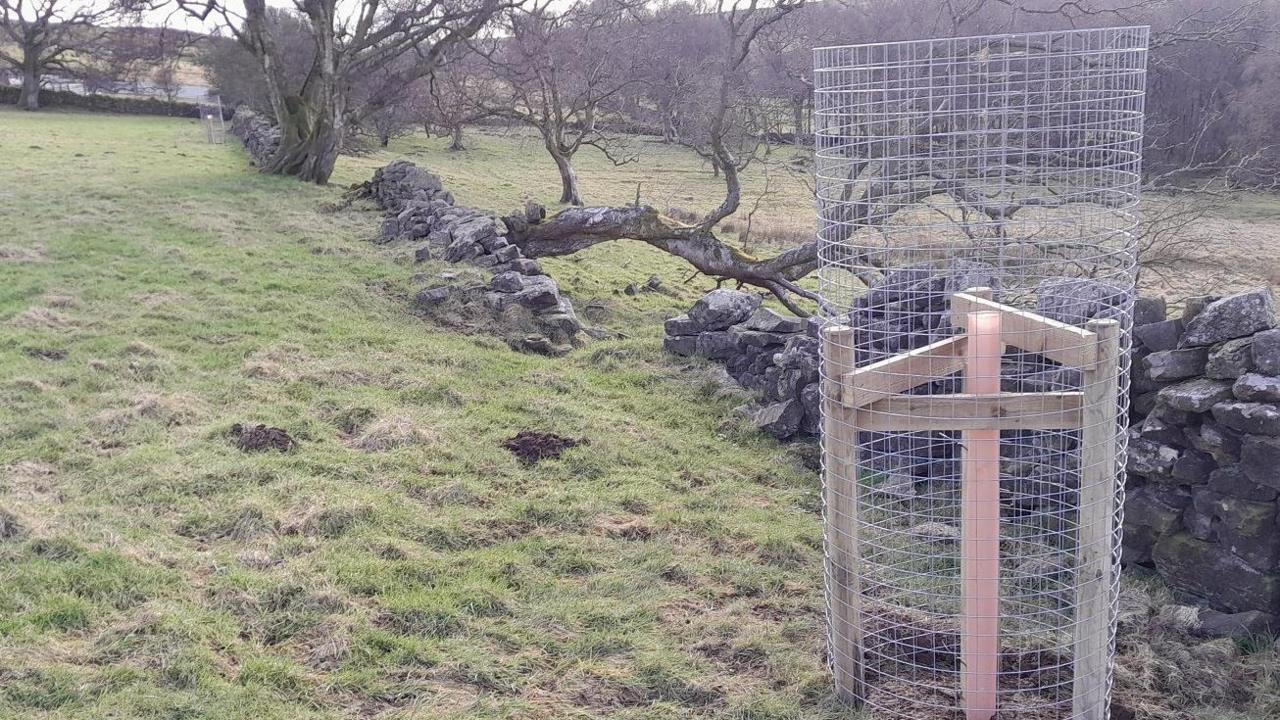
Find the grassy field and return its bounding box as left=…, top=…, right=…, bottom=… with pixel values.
left=0, top=108, right=1276, bottom=720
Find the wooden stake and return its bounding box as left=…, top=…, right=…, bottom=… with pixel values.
left=821, top=325, right=865, bottom=704
left=1073, top=319, right=1120, bottom=720
left=962, top=310, right=1003, bottom=720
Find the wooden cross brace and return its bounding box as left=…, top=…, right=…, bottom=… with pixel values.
left=821, top=287, right=1121, bottom=720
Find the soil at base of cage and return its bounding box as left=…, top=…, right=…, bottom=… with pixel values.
left=858, top=607, right=1076, bottom=720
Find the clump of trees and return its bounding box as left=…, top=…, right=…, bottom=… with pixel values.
left=183, top=0, right=1279, bottom=195
left=0, top=0, right=118, bottom=110
left=172, top=0, right=508, bottom=184
left=180, top=0, right=1280, bottom=310
left=10, top=0, right=1274, bottom=306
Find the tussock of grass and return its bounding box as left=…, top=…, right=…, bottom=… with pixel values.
left=11, top=307, right=73, bottom=330
left=92, top=393, right=203, bottom=431
left=0, top=244, right=46, bottom=263
left=1112, top=576, right=1280, bottom=719
left=348, top=415, right=436, bottom=452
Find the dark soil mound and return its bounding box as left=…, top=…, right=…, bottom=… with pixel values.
left=501, top=430, right=585, bottom=464
left=231, top=423, right=295, bottom=453
left=0, top=508, right=26, bottom=540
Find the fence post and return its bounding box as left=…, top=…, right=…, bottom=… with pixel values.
left=821, top=324, right=864, bottom=704
left=1074, top=318, right=1121, bottom=720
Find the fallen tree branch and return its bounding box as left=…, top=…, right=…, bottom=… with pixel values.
left=505, top=204, right=826, bottom=311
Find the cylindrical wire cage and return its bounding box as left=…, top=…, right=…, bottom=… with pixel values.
left=814, top=27, right=1147, bottom=720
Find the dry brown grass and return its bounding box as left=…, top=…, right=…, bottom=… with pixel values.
left=123, top=340, right=162, bottom=357
left=593, top=513, right=654, bottom=540
left=130, top=289, right=188, bottom=309
left=1111, top=579, right=1280, bottom=720
left=11, top=307, right=73, bottom=330
left=41, top=293, right=79, bottom=309
left=0, top=244, right=46, bottom=263
left=348, top=416, right=436, bottom=452
left=90, top=393, right=204, bottom=438
left=242, top=345, right=312, bottom=382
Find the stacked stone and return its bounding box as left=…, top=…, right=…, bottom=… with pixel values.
left=1124, top=288, right=1280, bottom=617
left=665, top=276, right=1280, bottom=618
left=359, top=161, right=584, bottom=355
left=361, top=161, right=546, bottom=275
left=664, top=289, right=821, bottom=439
left=850, top=260, right=1001, bottom=363
left=228, top=107, right=281, bottom=167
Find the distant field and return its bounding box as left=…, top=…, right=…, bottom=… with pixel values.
left=352, top=125, right=1280, bottom=301
left=0, top=108, right=1275, bottom=720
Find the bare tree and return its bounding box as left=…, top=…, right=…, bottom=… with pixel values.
left=635, top=1, right=720, bottom=144
left=503, top=0, right=823, bottom=313
left=0, top=0, right=117, bottom=110
left=170, top=0, right=506, bottom=184
left=196, top=8, right=311, bottom=114
left=79, top=25, right=151, bottom=94
left=417, top=45, right=493, bottom=151
left=475, top=0, right=643, bottom=205
left=346, top=54, right=422, bottom=148
left=144, top=26, right=197, bottom=102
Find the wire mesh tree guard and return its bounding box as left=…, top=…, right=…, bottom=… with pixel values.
left=813, top=27, right=1147, bottom=720
left=199, top=94, right=227, bottom=144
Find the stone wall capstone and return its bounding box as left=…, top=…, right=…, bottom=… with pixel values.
left=354, top=161, right=585, bottom=354
left=664, top=273, right=1280, bottom=619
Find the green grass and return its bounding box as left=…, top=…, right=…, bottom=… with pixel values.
left=0, top=107, right=1275, bottom=720
left=0, top=109, right=837, bottom=720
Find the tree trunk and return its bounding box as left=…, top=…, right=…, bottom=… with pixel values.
left=792, top=101, right=805, bottom=148
left=263, top=90, right=344, bottom=184
left=548, top=144, right=582, bottom=206
left=661, top=99, right=676, bottom=143
left=19, top=61, right=40, bottom=111
left=448, top=124, right=465, bottom=151
left=242, top=0, right=348, bottom=184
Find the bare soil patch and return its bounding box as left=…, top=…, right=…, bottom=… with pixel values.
left=231, top=424, right=295, bottom=453
left=501, top=430, right=586, bottom=464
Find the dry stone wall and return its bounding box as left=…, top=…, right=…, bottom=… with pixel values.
left=355, top=161, right=585, bottom=355
left=229, top=107, right=281, bottom=168
left=665, top=274, right=1280, bottom=620
left=224, top=109, right=585, bottom=356
left=223, top=97, right=589, bottom=354
left=665, top=289, right=822, bottom=438
left=1125, top=288, right=1280, bottom=617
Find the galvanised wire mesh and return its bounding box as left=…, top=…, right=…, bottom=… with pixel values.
left=199, top=94, right=226, bottom=144
left=813, top=27, right=1146, bottom=720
